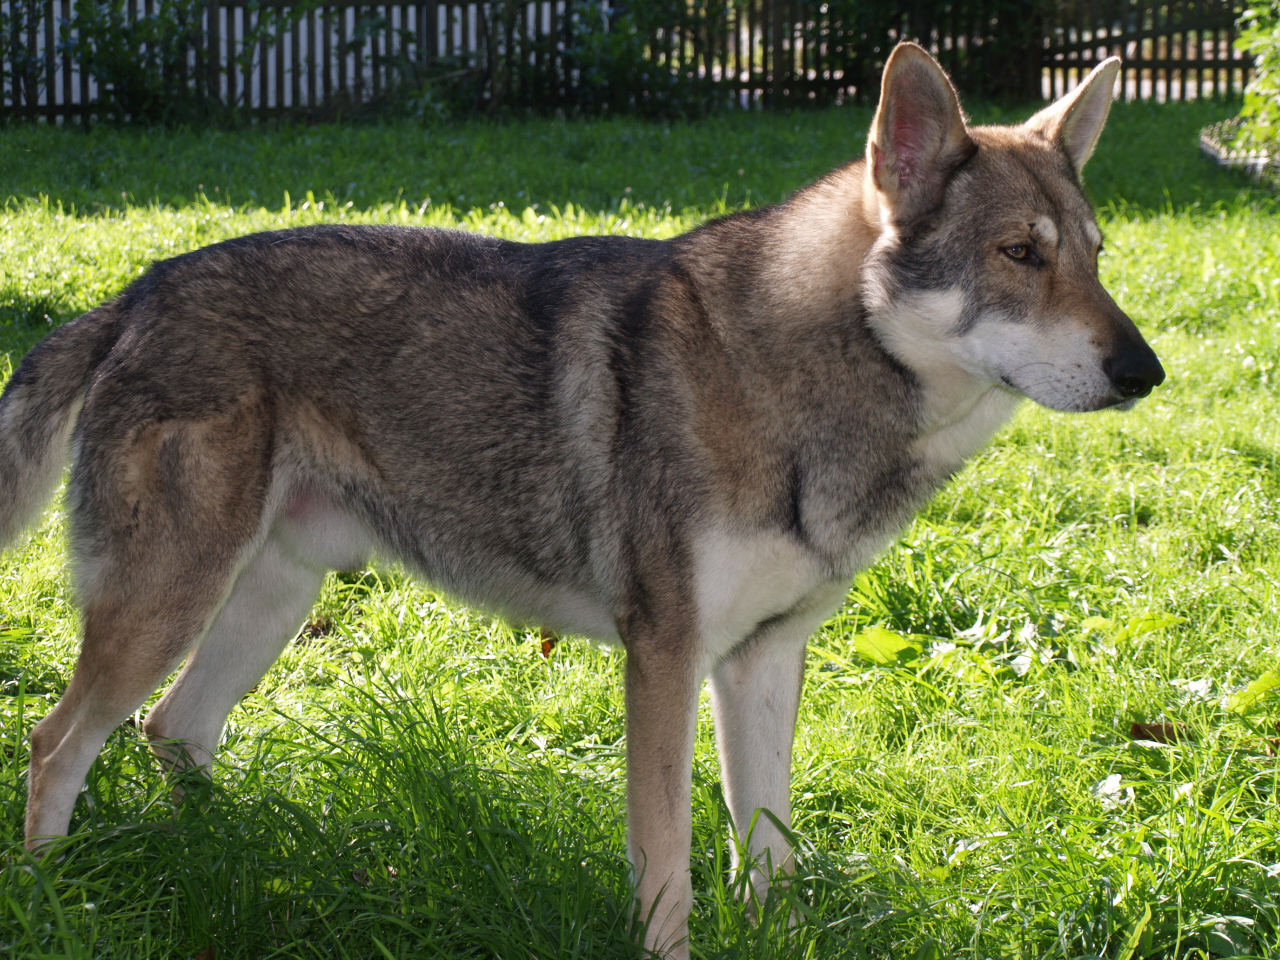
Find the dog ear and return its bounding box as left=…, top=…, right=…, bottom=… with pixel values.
left=1025, top=58, right=1121, bottom=171
left=866, top=43, right=974, bottom=225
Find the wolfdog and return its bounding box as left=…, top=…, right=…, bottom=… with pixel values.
left=2, top=43, right=1161, bottom=957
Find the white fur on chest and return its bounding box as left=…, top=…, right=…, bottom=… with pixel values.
left=693, top=527, right=832, bottom=673
left=915, top=386, right=1022, bottom=474
left=869, top=288, right=1022, bottom=475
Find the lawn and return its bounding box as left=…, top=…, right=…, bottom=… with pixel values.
left=2, top=98, right=1279, bottom=959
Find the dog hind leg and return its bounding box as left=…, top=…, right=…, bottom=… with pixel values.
left=25, top=403, right=273, bottom=850
left=25, top=558, right=249, bottom=848
left=143, top=531, right=329, bottom=776
left=709, top=632, right=806, bottom=904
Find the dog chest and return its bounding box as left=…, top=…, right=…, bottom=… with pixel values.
left=692, top=526, right=841, bottom=670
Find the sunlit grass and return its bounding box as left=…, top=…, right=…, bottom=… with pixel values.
left=2, top=100, right=1279, bottom=958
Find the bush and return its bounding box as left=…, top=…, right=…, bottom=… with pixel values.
left=40, top=0, right=1046, bottom=126
left=59, top=0, right=213, bottom=124
left=563, top=0, right=733, bottom=118
left=57, top=0, right=304, bottom=125
left=1237, top=2, right=1280, bottom=152
left=0, top=0, right=51, bottom=112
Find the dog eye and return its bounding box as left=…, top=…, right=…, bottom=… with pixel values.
left=1004, top=245, right=1030, bottom=260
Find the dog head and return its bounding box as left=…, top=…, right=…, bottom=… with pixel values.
left=862, top=43, right=1164, bottom=413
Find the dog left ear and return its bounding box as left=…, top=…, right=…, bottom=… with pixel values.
left=867, top=43, right=975, bottom=225
left=1025, top=58, right=1121, bottom=171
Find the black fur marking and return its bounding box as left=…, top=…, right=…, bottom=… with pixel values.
left=784, top=460, right=806, bottom=543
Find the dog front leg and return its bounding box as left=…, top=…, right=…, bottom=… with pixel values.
left=708, top=626, right=809, bottom=906
left=626, top=646, right=699, bottom=960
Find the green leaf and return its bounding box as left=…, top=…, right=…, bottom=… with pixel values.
left=1227, top=667, right=1280, bottom=714
left=1204, top=918, right=1256, bottom=956
left=1116, top=902, right=1152, bottom=960
left=1114, top=612, right=1186, bottom=642
left=906, top=939, right=942, bottom=960
left=1083, top=612, right=1186, bottom=642
left=854, top=627, right=922, bottom=667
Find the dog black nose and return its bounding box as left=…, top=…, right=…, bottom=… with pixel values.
left=1105, top=347, right=1166, bottom=399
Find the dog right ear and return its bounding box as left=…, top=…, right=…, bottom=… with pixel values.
left=866, top=43, right=975, bottom=226
left=1024, top=57, right=1121, bottom=172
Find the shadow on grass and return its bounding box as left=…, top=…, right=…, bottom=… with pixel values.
left=0, top=676, right=945, bottom=960
left=0, top=99, right=1265, bottom=222
left=0, top=290, right=80, bottom=359
left=1, top=685, right=643, bottom=960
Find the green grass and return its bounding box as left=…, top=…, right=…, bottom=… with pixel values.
left=2, top=99, right=1280, bottom=959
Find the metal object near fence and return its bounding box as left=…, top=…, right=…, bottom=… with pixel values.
left=1201, top=118, right=1277, bottom=183
left=0, top=0, right=1258, bottom=122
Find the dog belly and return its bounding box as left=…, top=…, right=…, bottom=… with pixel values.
left=279, top=485, right=622, bottom=643
left=276, top=485, right=374, bottom=572
left=489, top=580, right=622, bottom=645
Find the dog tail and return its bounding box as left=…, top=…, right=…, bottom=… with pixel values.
left=0, top=304, right=125, bottom=548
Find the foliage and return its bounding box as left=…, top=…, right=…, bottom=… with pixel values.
left=56, top=0, right=323, bottom=124
left=58, top=0, right=212, bottom=124
left=801, top=0, right=1044, bottom=102
left=363, top=0, right=741, bottom=120
left=0, top=0, right=50, bottom=112
left=1237, top=2, right=1280, bottom=152
left=23, top=0, right=1050, bottom=126
left=562, top=0, right=734, bottom=118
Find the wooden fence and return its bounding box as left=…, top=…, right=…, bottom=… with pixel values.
left=1, top=0, right=1258, bottom=122
left=1043, top=0, right=1253, bottom=101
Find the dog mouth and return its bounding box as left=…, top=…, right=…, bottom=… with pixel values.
left=1104, top=395, right=1142, bottom=412
left=996, top=358, right=1160, bottom=413
left=998, top=373, right=1147, bottom=414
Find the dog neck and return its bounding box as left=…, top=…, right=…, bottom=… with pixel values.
left=863, top=287, right=1023, bottom=474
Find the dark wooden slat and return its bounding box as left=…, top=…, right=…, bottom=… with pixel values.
left=227, top=2, right=239, bottom=108
left=338, top=2, right=349, bottom=95
left=78, top=0, right=90, bottom=118
left=770, top=0, right=783, bottom=107
left=191, top=0, right=202, bottom=97
left=290, top=4, right=301, bottom=107
left=275, top=2, right=286, bottom=110
left=44, top=0, right=55, bottom=122
left=1156, top=0, right=1167, bottom=100
left=418, top=0, right=428, bottom=65
left=207, top=0, right=221, bottom=103
left=548, top=0, right=559, bottom=108
left=323, top=4, right=333, bottom=104
left=443, top=1, right=453, bottom=60
left=306, top=6, right=316, bottom=107
left=59, top=0, right=73, bottom=119
left=1126, top=0, right=1146, bottom=99
left=257, top=3, right=270, bottom=110
left=1223, top=0, right=1233, bottom=93
left=21, top=0, right=36, bottom=110
left=5, top=4, right=13, bottom=110
left=1181, top=0, right=1191, bottom=99
left=371, top=3, right=381, bottom=100
left=1216, top=0, right=1226, bottom=95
